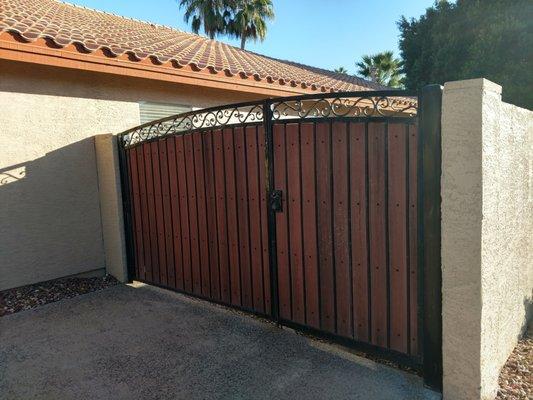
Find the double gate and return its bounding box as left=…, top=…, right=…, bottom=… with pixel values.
left=118, top=88, right=443, bottom=388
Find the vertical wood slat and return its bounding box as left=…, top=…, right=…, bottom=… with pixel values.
left=350, top=123, right=369, bottom=341
left=185, top=134, right=202, bottom=295
left=125, top=152, right=137, bottom=279
left=368, top=122, right=388, bottom=347
left=167, top=138, right=184, bottom=290
left=223, top=128, right=241, bottom=306
left=159, top=140, right=176, bottom=288
left=273, top=123, right=291, bottom=320
left=203, top=131, right=220, bottom=301
left=234, top=127, right=253, bottom=309
left=388, top=123, right=409, bottom=353
left=246, top=126, right=265, bottom=313
left=213, top=130, right=231, bottom=303
left=332, top=122, right=352, bottom=338
left=258, top=126, right=271, bottom=315
left=409, top=124, right=419, bottom=356
left=193, top=133, right=211, bottom=297
left=175, top=136, right=193, bottom=292
left=151, top=142, right=168, bottom=286
left=300, top=123, right=319, bottom=329
left=286, top=123, right=305, bottom=325
left=144, top=143, right=160, bottom=284
left=127, top=148, right=143, bottom=280
left=316, top=122, right=335, bottom=333
left=136, top=145, right=151, bottom=282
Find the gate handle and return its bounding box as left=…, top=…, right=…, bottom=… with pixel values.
left=270, top=189, right=283, bottom=212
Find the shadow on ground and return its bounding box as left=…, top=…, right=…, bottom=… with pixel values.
left=0, top=284, right=440, bottom=400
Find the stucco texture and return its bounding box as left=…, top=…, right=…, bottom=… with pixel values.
left=0, top=59, right=259, bottom=290
left=94, top=134, right=128, bottom=282
left=441, top=78, right=532, bottom=400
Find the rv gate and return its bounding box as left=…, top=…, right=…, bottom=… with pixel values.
left=117, top=87, right=443, bottom=389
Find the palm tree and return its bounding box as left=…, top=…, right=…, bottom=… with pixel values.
left=179, top=0, right=229, bottom=39
left=334, top=67, right=348, bottom=74
left=356, top=51, right=403, bottom=87
left=227, top=0, right=274, bottom=50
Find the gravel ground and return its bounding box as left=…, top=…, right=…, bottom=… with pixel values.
left=0, top=275, right=119, bottom=317
left=496, top=333, right=532, bottom=399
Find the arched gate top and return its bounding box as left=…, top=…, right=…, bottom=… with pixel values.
left=119, top=90, right=418, bottom=149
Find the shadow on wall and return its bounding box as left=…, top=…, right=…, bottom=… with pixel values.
left=0, top=138, right=105, bottom=290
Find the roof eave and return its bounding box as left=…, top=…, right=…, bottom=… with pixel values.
left=0, top=32, right=360, bottom=98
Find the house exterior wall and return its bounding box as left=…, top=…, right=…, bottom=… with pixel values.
left=441, top=78, right=532, bottom=400
left=0, top=60, right=263, bottom=290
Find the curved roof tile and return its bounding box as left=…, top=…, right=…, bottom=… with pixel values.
left=0, top=0, right=388, bottom=92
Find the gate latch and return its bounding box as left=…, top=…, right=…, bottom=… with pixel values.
left=270, top=189, right=283, bottom=212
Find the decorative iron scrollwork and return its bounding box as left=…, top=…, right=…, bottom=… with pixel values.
left=271, top=94, right=417, bottom=120
left=119, top=91, right=418, bottom=148
left=122, top=102, right=264, bottom=148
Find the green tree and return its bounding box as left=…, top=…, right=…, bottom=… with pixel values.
left=179, top=0, right=229, bottom=39
left=398, top=0, right=533, bottom=109
left=227, top=0, right=274, bottom=50
left=334, top=67, right=349, bottom=74
left=356, top=51, right=403, bottom=87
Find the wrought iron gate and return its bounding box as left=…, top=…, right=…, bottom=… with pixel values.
left=117, top=87, right=443, bottom=389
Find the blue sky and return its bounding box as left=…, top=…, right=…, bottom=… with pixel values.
left=68, top=0, right=436, bottom=73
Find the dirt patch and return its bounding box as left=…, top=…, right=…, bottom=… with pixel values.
left=0, top=275, right=119, bottom=317
left=496, top=333, right=532, bottom=399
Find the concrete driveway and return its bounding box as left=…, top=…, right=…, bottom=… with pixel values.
left=0, top=284, right=440, bottom=400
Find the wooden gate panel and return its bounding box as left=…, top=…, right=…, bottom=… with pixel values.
left=332, top=121, right=352, bottom=338
left=300, top=123, right=319, bottom=329
left=144, top=143, right=160, bottom=284
left=286, top=123, right=305, bottom=325
left=192, top=133, right=211, bottom=297
left=175, top=136, right=193, bottom=292
left=388, top=123, right=409, bottom=354
left=368, top=122, right=388, bottom=348
left=167, top=137, right=185, bottom=291
left=122, top=91, right=424, bottom=369
left=136, top=145, right=150, bottom=281
left=315, top=122, right=336, bottom=333
left=234, top=127, right=253, bottom=309
left=246, top=126, right=265, bottom=313
left=349, top=122, right=370, bottom=342
left=223, top=128, right=241, bottom=307
left=183, top=135, right=201, bottom=295
left=127, top=147, right=143, bottom=281
left=159, top=140, right=175, bottom=288
left=258, top=126, right=271, bottom=315
left=151, top=142, right=167, bottom=286
left=271, top=120, right=418, bottom=355
left=273, top=124, right=291, bottom=320
left=213, top=129, right=231, bottom=303
left=203, top=131, right=221, bottom=301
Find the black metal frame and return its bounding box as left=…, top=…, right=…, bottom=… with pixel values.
left=116, top=88, right=443, bottom=390
left=417, top=85, right=443, bottom=391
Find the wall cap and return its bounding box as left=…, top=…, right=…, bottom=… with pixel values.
left=443, top=78, right=502, bottom=95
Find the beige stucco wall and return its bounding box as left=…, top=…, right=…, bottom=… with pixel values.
left=94, top=134, right=128, bottom=283
left=441, top=78, right=532, bottom=400
left=0, top=60, right=263, bottom=290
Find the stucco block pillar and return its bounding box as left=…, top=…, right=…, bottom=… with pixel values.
left=95, top=134, right=128, bottom=282
left=441, top=78, right=532, bottom=400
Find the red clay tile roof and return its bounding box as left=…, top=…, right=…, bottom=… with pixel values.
left=0, top=0, right=387, bottom=93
